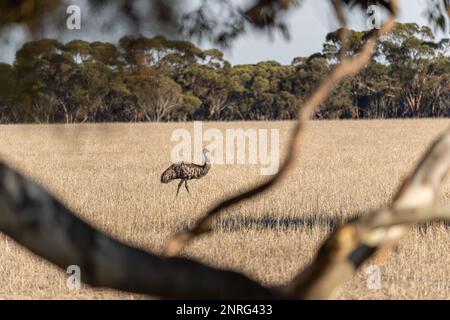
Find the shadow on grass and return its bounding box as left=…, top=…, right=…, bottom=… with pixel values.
left=188, top=214, right=449, bottom=233
left=214, top=213, right=358, bottom=232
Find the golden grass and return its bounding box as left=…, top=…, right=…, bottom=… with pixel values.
left=0, top=120, right=449, bottom=299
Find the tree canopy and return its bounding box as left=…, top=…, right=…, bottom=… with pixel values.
left=0, top=23, right=450, bottom=123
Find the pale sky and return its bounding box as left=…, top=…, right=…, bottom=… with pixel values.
left=0, top=0, right=444, bottom=66
left=223, top=0, right=438, bottom=64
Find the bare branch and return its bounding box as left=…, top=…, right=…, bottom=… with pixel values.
left=285, top=124, right=450, bottom=299
left=392, top=127, right=450, bottom=209
left=365, top=205, right=450, bottom=229
left=5, top=17, right=450, bottom=297
left=330, top=0, right=350, bottom=59
left=165, top=0, right=399, bottom=257
left=2, top=148, right=448, bottom=300
left=2, top=0, right=450, bottom=301
left=443, top=0, right=450, bottom=18
left=0, top=161, right=283, bottom=299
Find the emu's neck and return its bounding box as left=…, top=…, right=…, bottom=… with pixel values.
left=203, top=153, right=210, bottom=167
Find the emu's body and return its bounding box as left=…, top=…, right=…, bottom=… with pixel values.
left=161, top=149, right=211, bottom=196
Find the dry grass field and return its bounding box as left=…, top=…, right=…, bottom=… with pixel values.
left=0, top=120, right=449, bottom=299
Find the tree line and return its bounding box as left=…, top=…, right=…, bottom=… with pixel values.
left=0, top=22, right=449, bottom=123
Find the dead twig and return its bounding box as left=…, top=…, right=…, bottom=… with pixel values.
left=165, top=0, right=399, bottom=257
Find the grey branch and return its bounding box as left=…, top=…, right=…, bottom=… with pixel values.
left=165, top=0, right=399, bottom=257
left=2, top=132, right=449, bottom=299
left=0, top=162, right=282, bottom=299
left=1, top=0, right=449, bottom=300
left=285, top=126, right=450, bottom=299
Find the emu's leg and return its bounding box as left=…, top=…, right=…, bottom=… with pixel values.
left=184, top=180, right=190, bottom=194
left=176, top=180, right=184, bottom=197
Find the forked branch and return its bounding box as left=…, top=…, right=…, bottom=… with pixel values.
left=0, top=162, right=281, bottom=299
left=1, top=0, right=449, bottom=300
left=0, top=122, right=449, bottom=299
left=165, top=0, right=399, bottom=257
left=286, top=126, right=450, bottom=299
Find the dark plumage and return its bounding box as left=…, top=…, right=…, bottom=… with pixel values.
left=161, top=148, right=211, bottom=196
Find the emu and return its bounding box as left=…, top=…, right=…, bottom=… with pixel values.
left=161, top=148, right=211, bottom=196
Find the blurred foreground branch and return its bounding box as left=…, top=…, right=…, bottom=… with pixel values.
left=165, top=0, right=399, bottom=256
left=1, top=115, right=450, bottom=299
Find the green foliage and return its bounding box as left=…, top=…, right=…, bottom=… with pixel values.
left=1, top=23, right=450, bottom=123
